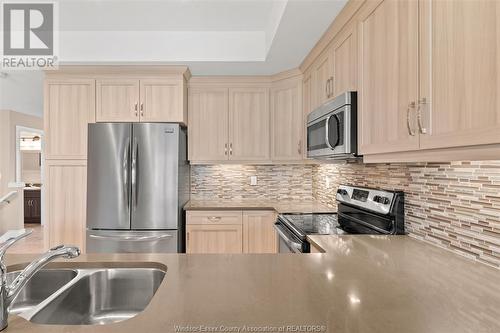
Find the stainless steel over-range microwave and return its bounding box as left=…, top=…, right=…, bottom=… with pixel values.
left=306, top=91, right=358, bottom=160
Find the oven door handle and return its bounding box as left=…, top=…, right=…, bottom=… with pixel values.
left=274, top=224, right=302, bottom=253
left=338, top=212, right=394, bottom=234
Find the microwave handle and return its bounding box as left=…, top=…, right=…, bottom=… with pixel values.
left=325, top=114, right=339, bottom=150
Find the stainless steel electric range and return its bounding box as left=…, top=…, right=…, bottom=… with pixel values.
left=275, top=185, right=405, bottom=253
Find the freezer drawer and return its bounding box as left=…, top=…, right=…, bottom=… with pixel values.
left=86, top=230, right=179, bottom=253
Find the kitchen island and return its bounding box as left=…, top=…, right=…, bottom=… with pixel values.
left=5, top=235, right=500, bottom=333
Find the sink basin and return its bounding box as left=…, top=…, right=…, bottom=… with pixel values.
left=27, top=268, right=165, bottom=325
left=7, top=269, right=77, bottom=315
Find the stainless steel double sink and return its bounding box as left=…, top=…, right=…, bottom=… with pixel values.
left=6, top=267, right=166, bottom=325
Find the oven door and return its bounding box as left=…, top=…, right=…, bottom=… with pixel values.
left=307, top=107, right=348, bottom=158
left=274, top=223, right=304, bottom=253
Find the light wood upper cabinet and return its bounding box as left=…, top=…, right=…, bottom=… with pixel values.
left=140, top=79, right=186, bottom=123
left=243, top=211, right=277, bottom=254
left=44, top=79, right=95, bottom=159
left=229, top=88, right=270, bottom=161
left=302, top=71, right=313, bottom=116
left=46, top=161, right=87, bottom=251
left=332, top=23, right=357, bottom=97
left=271, top=77, right=303, bottom=161
left=188, top=88, right=229, bottom=161
left=312, top=51, right=334, bottom=108
left=96, top=79, right=139, bottom=122
left=96, top=77, right=187, bottom=123
left=418, top=0, right=500, bottom=150
left=358, top=0, right=420, bottom=155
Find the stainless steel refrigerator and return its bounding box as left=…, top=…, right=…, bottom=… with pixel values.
left=86, top=123, right=189, bottom=253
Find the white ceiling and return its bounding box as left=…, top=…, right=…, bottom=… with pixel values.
left=1, top=0, right=347, bottom=116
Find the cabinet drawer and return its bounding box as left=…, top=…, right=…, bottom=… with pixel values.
left=186, top=211, right=243, bottom=225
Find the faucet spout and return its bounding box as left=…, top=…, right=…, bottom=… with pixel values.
left=5, top=245, right=80, bottom=304
left=0, top=230, right=80, bottom=331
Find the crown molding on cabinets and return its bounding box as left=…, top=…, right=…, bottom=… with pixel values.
left=45, top=65, right=191, bottom=80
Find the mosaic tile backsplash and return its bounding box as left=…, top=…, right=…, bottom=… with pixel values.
left=191, top=161, right=500, bottom=268
left=313, top=161, right=500, bottom=269
left=191, top=165, right=314, bottom=201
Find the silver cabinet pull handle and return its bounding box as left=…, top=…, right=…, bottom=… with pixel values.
left=229, top=143, right=233, bottom=155
left=417, top=98, right=427, bottom=134
left=140, top=103, right=144, bottom=117
left=134, top=102, right=138, bottom=116
left=207, top=216, right=221, bottom=222
left=298, top=140, right=302, bottom=154
left=407, top=101, right=416, bottom=136
left=224, top=143, right=228, bottom=156
left=325, top=79, right=329, bottom=99
left=328, top=76, right=334, bottom=98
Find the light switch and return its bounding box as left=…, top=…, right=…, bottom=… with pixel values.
left=250, top=176, right=257, bottom=186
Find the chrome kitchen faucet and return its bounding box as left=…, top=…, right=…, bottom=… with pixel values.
left=0, top=229, right=80, bottom=331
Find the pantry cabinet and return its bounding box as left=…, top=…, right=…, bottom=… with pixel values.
left=357, top=0, right=420, bottom=155
left=44, top=79, right=95, bottom=159
left=418, top=0, right=500, bottom=150
left=270, top=77, right=303, bottom=161
left=45, top=160, right=87, bottom=251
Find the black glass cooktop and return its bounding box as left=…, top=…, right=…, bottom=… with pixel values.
left=279, top=213, right=340, bottom=239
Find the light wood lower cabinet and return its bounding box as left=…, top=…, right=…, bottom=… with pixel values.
left=243, top=211, right=277, bottom=254
left=186, top=224, right=243, bottom=254
left=186, top=210, right=278, bottom=254
left=45, top=160, right=87, bottom=252
left=186, top=211, right=243, bottom=254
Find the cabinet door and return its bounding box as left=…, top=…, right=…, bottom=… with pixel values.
left=358, top=0, right=419, bottom=155
left=44, top=79, right=95, bottom=159
left=419, top=0, right=500, bottom=150
left=96, top=79, right=139, bottom=122
left=312, top=51, right=333, bottom=108
left=46, top=161, right=87, bottom=251
left=243, top=211, right=277, bottom=254
left=140, top=79, right=186, bottom=123
left=188, top=88, right=229, bottom=161
left=271, top=79, right=303, bottom=161
left=229, top=88, right=270, bottom=161
left=332, top=23, right=357, bottom=97
left=186, top=224, right=243, bottom=254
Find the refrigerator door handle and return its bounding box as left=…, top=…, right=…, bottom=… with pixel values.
left=123, top=137, right=131, bottom=213
left=89, top=233, right=173, bottom=242
left=131, top=136, right=138, bottom=210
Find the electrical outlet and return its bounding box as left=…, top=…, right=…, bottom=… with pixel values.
left=250, top=176, right=257, bottom=186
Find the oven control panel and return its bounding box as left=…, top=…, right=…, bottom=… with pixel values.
left=336, top=185, right=395, bottom=215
